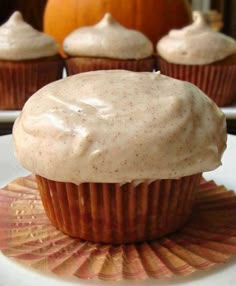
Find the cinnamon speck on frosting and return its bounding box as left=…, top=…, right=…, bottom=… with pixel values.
left=63, top=13, right=153, bottom=59
left=157, top=11, right=236, bottom=65
left=0, top=11, right=58, bottom=60
left=13, top=70, right=226, bottom=184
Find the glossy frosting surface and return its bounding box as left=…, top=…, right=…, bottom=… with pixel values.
left=157, top=11, right=236, bottom=65
left=13, top=70, right=226, bottom=183
left=63, top=13, right=153, bottom=60
left=0, top=11, right=58, bottom=60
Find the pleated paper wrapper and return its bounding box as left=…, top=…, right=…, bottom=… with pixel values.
left=36, top=174, right=201, bottom=244
left=65, top=56, right=156, bottom=75
left=0, top=175, right=236, bottom=281
left=0, top=57, right=63, bottom=110
left=158, top=57, right=236, bottom=107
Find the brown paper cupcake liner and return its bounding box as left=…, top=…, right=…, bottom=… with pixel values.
left=36, top=174, right=201, bottom=244
left=0, top=56, right=64, bottom=110
left=65, top=56, right=156, bottom=75
left=0, top=175, right=236, bottom=281
left=158, top=57, right=236, bottom=107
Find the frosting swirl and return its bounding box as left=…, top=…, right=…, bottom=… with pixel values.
left=13, top=70, right=226, bottom=184
left=0, top=11, right=58, bottom=60
left=63, top=13, right=153, bottom=60
left=157, top=11, right=236, bottom=65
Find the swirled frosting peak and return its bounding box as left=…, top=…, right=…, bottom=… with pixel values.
left=157, top=11, right=236, bottom=65
left=0, top=11, right=58, bottom=60
left=63, top=13, right=153, bottom=59
left=13, top=70, right=226, bottom=184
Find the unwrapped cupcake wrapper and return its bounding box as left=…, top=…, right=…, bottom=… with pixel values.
left=0, top=57, right=63, bottom=110
left=65, top=56, right=156, bottom=75
left=158, top=57, right=236, bottom=107
left=36, top=174, right=201, bottom=244
left=1, top=175, right=236, bottom=281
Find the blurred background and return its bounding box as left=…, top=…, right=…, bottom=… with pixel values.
left=0, top=0, right=235, bottom=135
left=0, top=0, right=235, bottom=38
left=191, top=0, right=235, bottom=37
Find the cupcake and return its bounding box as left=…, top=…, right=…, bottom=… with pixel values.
left=157, top=11, right=236, bottom=107
left=63, top=13, right=155, bottom=75
left=13, top=70, right=226, bottom=244
left=0, top=11, right=63, bottom=110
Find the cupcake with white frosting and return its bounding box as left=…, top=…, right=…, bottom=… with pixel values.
left=13, top=70, right=226, bottom=244
left=157, top=11, right=236, bottom=106
left=0, top=11, right=63, bottom=110
left=63, top=13, right=155, bottom=74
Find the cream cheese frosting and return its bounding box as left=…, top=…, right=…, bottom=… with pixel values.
left=0, top=11, right=58, bottom=60
left=13, top=70, right=226, bottom=184
left=63, top=13, right=153, bottom=60
left=157, top=11, right=236, bottom=65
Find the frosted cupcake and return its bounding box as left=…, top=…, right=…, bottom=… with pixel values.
left=157, top=11, right=236, bottom=106
left=13, top=70, right=226, bottom=244
left=63, top=13, right=155, bottom=75
left=0, top=11, right=63, bottom=110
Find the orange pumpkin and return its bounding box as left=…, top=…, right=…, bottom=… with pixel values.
left=44, top=0, right=192, bottom=55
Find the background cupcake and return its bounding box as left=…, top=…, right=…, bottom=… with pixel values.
left=13, top=70, right=226, bottom=244
left=63, top=13, right=155, bottom=75
left=157, top=11, right=236, bottom=107
left=0, top=11, right=63, bottom=110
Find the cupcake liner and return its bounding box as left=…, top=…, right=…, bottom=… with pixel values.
left=36, top=174, right=201, bottom=244
left=65, top=56, right=156, bottom=75
left=158, top=57, right=236, bottom=107
left=0, top=175, right=236, bottom=281
left=0, top=57, right=63, bottom=110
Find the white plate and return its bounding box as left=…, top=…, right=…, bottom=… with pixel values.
left=0, top=134, right=236, bottom=286
left=0, top=110, right=20, bottom=123
left=221, top=101, right=236, bottom=120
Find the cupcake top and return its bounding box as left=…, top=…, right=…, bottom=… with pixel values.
left=0, top=11, right=58, bottom=61
left=63, top=13, right=153, bottom=60
left=13, top=70, right=226, bottom=184
left=157, top=11, right=236, bottom=65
